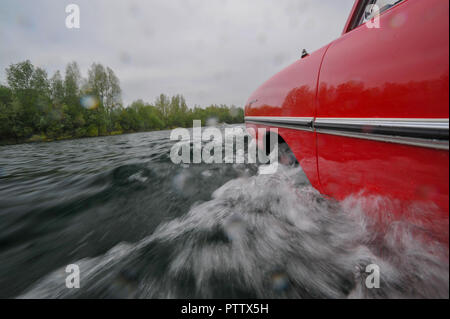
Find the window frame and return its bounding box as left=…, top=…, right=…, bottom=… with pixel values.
left=343, top=0, right=407, bottom=33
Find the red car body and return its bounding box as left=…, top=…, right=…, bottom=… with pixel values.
left=245, top=0, right=449, bottom=218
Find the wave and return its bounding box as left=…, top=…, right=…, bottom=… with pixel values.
left=19, top=165, right=449, bottom=299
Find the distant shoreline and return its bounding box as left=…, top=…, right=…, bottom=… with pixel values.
left=1, top=60, right=245, bottom=147
left=0, top=122, right=245, bottom=146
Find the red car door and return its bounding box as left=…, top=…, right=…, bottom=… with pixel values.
left=316, top=0, right=449, bottom=215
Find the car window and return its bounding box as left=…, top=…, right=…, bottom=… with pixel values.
left=356, top=0, right=405, bottom=27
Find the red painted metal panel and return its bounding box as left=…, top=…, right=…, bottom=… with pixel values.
left=317, top=133, right=449, bottom=215
left=318, top=0, right=449, bottom=119
left=245, top=45, right=329, bottom=118
left=245, top=46, right=330, bottom=191
left=316, top=0, right=449, bottom=214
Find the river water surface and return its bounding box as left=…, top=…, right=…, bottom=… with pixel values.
left=0, top=125, right=448, bottom=298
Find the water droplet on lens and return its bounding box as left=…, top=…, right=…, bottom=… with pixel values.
left=80, top=95, right=99, bottom=110
left=271, top=272, right=289, bottom=292
left=223, top=213, right=245, bottom=242
left=173, top=171, right=191, bottom=193
left=109, top=269, right=139, bottom=298
left=119, top=51, right=131, bottom=64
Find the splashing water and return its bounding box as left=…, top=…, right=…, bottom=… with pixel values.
left=19, top=166, right=449, bottom=299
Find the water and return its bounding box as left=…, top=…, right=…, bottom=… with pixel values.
left=0, top=125, right=448, bottom=299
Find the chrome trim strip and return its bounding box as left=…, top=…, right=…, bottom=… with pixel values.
left=245, top=116, right=314, bottom=132
left=314, top=117, right=449, bottom=141
left=244, top=116, right=449, bottom=150
left=245, top=116, right=314, bottom=126
left=315, top=129, right=449, bottom=151
left=314, top=118, right=449, bottom=129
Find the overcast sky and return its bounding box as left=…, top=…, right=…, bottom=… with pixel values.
left=0, top=0, right=355, bottom=107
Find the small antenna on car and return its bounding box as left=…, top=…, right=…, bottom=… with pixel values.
left=301, top=49, right=309, bottom=59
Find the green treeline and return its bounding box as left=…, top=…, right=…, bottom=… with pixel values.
left=0, top=60, right=244, bottom=144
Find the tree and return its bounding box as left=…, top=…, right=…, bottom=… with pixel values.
left=50, top=71, right=65, bottom=105
left=31, top=67, right=50, bottom=96
left=5, top=61, right=47, bottom=133
left=6, top=60, right=34, bottom=92
left=87, top=63, right=108, bottom=104
left=0, top=101, right=14, bottom=139
left=155, top=94, right=170, bottom=126
left=63, top=62, right=84, bottom=134
left=1, top=59, right=244, bottom=144
left=64, top=62, right=81, bottom=100
left=105, top=67, right=121, bottom=113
